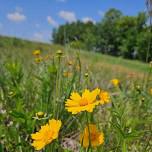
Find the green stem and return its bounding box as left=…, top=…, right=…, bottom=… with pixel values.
left=86, top=112, right=92, bottom=152
left=122, top=139, right=127, bottom=152
left=54, top=56, right=61, bottom=118
left=18, top=135, right=22, bottom=152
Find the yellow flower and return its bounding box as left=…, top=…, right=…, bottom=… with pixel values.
left=76, top=65, right=80, bottom=71
left=135, top=85, right=141, bottom=92
left=31, top=119, right=62, bottom=150
left=33, top=50, right=41, bottom=56
left=63, top=71, right=72, bottom=77
left=111, top=79, right=120, bottom=87
left=80, top=124, right=104, bottom=148
left=99, top=90, right=110, bottom=104
left=65, top=88, right=100, bottom=114
left=34, top=57, right=43, bottom=63
left=44, top=55, right=50, bottom=60
left=149, top=88, right=152, bottom=95
left=141, top=97, right=145, bottom=102
left=67, top=60, right=73, bottom=66
left=56, top=50, right=63, bottom=56
left=84, top=72, right=89, bottom=78
left=36, top=112, right=45, bottom=118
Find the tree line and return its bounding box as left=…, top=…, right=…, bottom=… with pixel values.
left=52, top=8, right=152, bottom=62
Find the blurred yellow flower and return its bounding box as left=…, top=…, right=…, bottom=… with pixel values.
left=84, top=72, right=89, bottom=78
left=33, top=50, right=41, bottom=56
left=76, top=65, right=80, bottom=71
left=99, top=90, right=110, bottom=104
left=44, top=54, right=50, bottom=60
left=141, top=97, right=145, bottom=102
left=63, top=71, right=72, bottom=77
left=34, top=57, right=43, bottom=63
left=56, top=50, right=63, bottom=56
left=149, top=88, right=152, bottom=95
left=65, top=88, right=100, bottom=114
left=80, top=124, right=104, bottom=148
left=36, top=112, right=45, bottom=118
left=135, top=85, right=141, bottom=92
left=31, top=119, right=62, bottom=150
left=111, top=79, right=120, bottom=87
left=67, top=60, right=73, bottom=66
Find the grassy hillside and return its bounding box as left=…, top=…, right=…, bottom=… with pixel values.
left=0, top=35, right=149, bottom=84
left=0, top=36, right=149, bottom=69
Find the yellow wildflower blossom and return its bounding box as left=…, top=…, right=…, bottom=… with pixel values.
left=80, top=124, right=104, bottom=148
left=67, top=60, right=73, bottom=66
left=99, top=90, right=110, bottom=104
left=63, top=71, right=72, bottom=77
left=36, top=112, right=45, bottom=118
left=33, top=50, right=41, bottom=56
left=111, top=79, right=120, bottom=87
left=34, top=57, right=43, bottom=63
left=31, top=119, right=62, bottom=150
left=84, top=73, right=89, bottom=78
left=65, top=88, right=100, bottom=114
left=149, top=88, right=152, bottom=95
left=56, top=50, right=63, bottom=56
left=76, top=65, right=80, bottom=71
left=44, top=55, right=50, bottom=60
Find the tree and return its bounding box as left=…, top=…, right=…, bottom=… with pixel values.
left=96, top=8, right=123, bottom=55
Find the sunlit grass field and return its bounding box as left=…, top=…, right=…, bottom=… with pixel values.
left=0, top=36, right=152, bottom=152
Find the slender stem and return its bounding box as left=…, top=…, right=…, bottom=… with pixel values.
left=18, top=135, right=22, bottom=152
left=86, top=112, right=92, bottom=152
left=54, top=56, right=61, bottom=118
left=122, top=139, right=127, bottom=152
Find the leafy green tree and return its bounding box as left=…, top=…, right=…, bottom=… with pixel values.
left=136, top=28, right=152, bottom=61
left=96, top=8, right=123, bottom=55
left=117, top=12, right=147, bottom=59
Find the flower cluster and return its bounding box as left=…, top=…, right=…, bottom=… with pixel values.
left=64, top=88, right=111, bottom=148
left=30, top=50, right=111, bottom=150
left=32, top=49, right=51, bottom=64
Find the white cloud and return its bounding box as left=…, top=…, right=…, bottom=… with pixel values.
left=47, top=16, right=58, bottom=27
left=82, top=17, right=96, bottom=24
left=7, top=11, right=26, bottom=22
left=58, top=10, right=76, bottom=22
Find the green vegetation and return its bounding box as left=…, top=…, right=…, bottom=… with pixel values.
left=0, top=36, right=152, bottom=152
left=52, top=8, right=152, bottom=62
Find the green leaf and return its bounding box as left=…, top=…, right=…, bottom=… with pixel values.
left=10, top=110, right=26, bottom=119
left=0, top=144, right=3, bottom=152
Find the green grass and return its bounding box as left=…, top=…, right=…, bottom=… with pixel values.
left=0, top=35, right=149, bottom=90
left=0, top=36, right=148, bottom=73
left=79, top=50, right=148, bottom=73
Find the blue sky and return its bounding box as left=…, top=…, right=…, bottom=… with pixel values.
left=0, top=0, right=146, bottom=42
